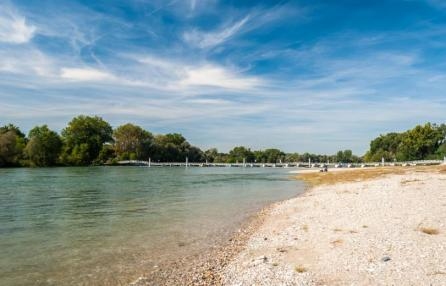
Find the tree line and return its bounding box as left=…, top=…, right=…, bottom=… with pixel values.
left=2, top=116, right=443, bottom=167
left=364, top=123, right=446, bottom=162
left=0, top=115, right=362, bottom=167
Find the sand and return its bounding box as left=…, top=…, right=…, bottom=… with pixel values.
left=222, top=167, right=446, bottom=285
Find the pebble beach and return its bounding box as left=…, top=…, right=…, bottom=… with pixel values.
left=132, top=166, right=446, bottom=285
left=221, top=166, right=446, bottom=285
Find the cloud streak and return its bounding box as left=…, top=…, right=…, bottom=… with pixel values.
left=183, top=16, right=250, bottom=49
left=0, top=5, right=36, bottom=44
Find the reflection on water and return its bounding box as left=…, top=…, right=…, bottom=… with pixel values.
left=0, top=167, right=303, bottom=285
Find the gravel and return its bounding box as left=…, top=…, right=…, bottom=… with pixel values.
left=221, top=170, right=446, bottom=285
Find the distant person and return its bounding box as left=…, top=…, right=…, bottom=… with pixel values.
left=320, top=164, right=328, bottom=172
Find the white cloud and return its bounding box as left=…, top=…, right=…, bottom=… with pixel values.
left=0, top=48, right=53, bottom=76
left=0, top=6, right=36, bottom=44
left=180, top=64, right=261, bottom=90
left=60, top=67, right=115, bottom=81
left=183, top=16, right=250, bottom=49
left=129, top=54, right=263, bottom=90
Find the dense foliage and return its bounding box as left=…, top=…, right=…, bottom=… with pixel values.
left=25, top=125, right=62, bottom=167
left=60, top=115, right=114, bottom=165
left=0, top=124, right=26, bottom=167
left=4, top=116, right=442, bottom=167
left=364, top=123, right=446, bottom=162
left=113, top=123, right=153, bottom=160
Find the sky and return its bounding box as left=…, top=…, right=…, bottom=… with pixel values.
left=1, top=0, right=446, bottom=154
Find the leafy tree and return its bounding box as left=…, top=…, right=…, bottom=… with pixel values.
left=0, top=124, right=25, bottom=138
left=396, top=123, right=443, bottom=161
left=97, top=144, right=116, bottom=164
left=113, top=123, right=153, bottom=160
left=285, top=153, right=300, bottom=162
left=365, top=122, right=445, bottom=161
left=254, top=149, right=285, bottom=163
left=152, top=133, right=203, bottom=162
left=436, top=143, right=446, bottom=158
left=187, top=146, right=204, bottom=162
left=0, top=124, right=26, bottom=166
left=204, top=148, right=218, bottom=163
left=365, top=132, right=402, bottom=162
left=336, top=149, right=354, bottom=163
left=153, top=133, right=184, bottom=162
left=228, top=146, right=254, bottom=163
left=24, top=125, right=62, bottom=166
left=60, top=115, right=113, bottom=165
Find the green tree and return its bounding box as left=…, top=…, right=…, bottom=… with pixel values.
left=61, top=115, right=113, bottom=165
left=228, top=146, right=254, bottom=163
left=365, top=132, right=402, bottom=162
left=285, top=152, right=300, bottom=162
left=365, top=122, right=445, bottom=161
left=152, top=133, right=203, bottom=162
left=187, top=146, right=204, bottom=162
left=0, top=124, right=26, bottom=167
left=97, top=144, right=116, bottom=164
left=204, top=148, right=218, bottom=163
left=396, top=123, right=443, bottom=161
left=24, top=125, right=62, bottom=166
left=262, top=148, right=285, bottom=163
left=113, top=123, right=153, bottom=160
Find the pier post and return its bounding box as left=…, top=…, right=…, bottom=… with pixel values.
left=149, top=157, right=151, bottom=167
left=309, top=158, right=311, bottom=168
left=243, top=158, right=246, bottom=167
left=381, top=157, right=384, bottom=166
left=186, top=157, right=189, bottom=168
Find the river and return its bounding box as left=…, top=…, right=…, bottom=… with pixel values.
left=0, top=166, right=303, bottom=285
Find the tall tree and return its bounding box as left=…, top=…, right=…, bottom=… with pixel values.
left=60, top=115, right=113, bottom=165
left=396, top=123, right=443, bottom=161
left=25, top=125, right=62, bottom=166
left=113, top=123, right=153, bottom=160
left=0, top=124, right=26, bottom=167
left=365, top=122, right=445, bottom=161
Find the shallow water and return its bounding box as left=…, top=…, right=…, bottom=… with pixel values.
left=0, top=166, right=303, bottom=285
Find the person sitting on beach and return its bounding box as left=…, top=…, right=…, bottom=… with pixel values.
left=320, top=164, right=328, bottom=172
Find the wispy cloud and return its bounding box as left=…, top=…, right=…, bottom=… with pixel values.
left=0, top=5, right=36, bottom=44
left=133, top=55, right=263, bottom=90
left=0, top=47, right=53, bottom=76
left=183, top=16, right=250, bottom=49
left=59, top=67, right=116, bottom=81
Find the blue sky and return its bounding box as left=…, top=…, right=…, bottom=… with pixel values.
left=1, top=0, right=446, bottom=154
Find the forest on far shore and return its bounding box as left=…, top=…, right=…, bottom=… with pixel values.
left=0, top=115, right=445, bottom=167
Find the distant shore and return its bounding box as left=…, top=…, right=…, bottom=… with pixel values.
left=221, top=165, right=446, bottom=285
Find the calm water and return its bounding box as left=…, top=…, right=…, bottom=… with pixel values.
left=0, top=167, right=303, bottom=285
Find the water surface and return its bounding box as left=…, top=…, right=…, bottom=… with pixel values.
left=0, top=166, right=303, bottom=285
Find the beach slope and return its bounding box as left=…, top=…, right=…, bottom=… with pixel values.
left=222, top=167, right=446, bottom=285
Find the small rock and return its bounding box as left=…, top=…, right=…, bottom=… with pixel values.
left=381, top=256, right=391, bottom=262
left=264, top=237, right=268, bottom=240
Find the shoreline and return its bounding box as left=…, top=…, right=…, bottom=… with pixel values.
left=130, top=203, right=279, bottom=285
left=131, top=165, right=446, bottom=285
left=130, top=172, right=304, bottom=285
left=220, top=165, right=446, bottom=285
